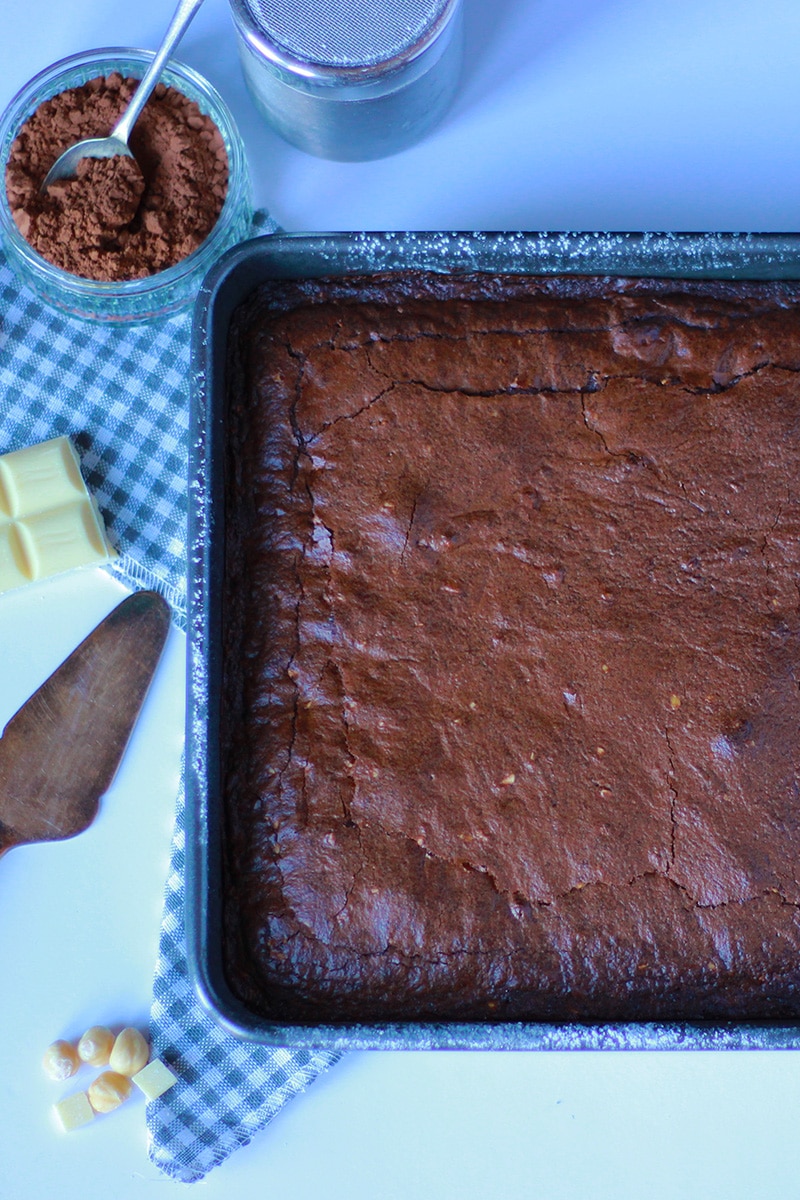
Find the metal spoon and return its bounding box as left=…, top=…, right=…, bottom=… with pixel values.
left=41, top=0, right=206, bottom=191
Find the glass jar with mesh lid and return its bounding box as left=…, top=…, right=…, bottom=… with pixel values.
left=229, top=0, right=463, bottom=161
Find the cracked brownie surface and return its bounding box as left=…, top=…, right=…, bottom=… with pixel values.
left=223, top=272, right=800, bottom=1022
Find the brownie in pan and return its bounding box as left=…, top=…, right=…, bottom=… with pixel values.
left=221, top=271, right=800, bottom=1023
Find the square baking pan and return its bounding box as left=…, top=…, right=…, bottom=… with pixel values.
left=187, top=230, right=800, bottom=1050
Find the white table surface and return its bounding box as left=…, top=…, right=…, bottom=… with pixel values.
left=2, top=2, right=800, bottom=1198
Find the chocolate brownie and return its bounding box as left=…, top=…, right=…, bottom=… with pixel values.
left=222, top=272, right=800, bottom=1023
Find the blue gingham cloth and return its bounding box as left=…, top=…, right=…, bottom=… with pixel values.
left=148, top=773, right=339, bottom=1181
left=0, top=236, right=341, bottom=1182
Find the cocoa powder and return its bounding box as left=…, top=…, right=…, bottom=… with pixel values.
left=5, top=73, right=228, bottom=281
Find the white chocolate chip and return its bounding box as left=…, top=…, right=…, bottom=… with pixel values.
left=132, top=1058, right=178, bottom=1101
left=53, top=1092, right=94, bottom=1132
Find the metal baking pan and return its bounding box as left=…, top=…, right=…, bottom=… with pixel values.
left=187, top=230, right=800, bottom=1050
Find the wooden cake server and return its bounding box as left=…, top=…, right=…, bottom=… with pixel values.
left=0, top=590, right=170, bottom=858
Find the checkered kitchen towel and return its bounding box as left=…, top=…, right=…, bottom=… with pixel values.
left=0, top=231, right=340, bottom=1183
left=0, top=262, right=190, bottom=612
left=149, top=772, right=339, bottom=1182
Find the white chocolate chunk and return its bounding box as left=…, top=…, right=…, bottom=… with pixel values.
left=0, top=436, right=85, bottom=520
left=0, top=437, right=115, bottom=595
left=132, top=1058, right=178, bottom=1100
left=0, top=524, right=31, bottom=590
left=20, top=501, right=109, bottom=576
left=53, top=1091, right=95, bottom=1132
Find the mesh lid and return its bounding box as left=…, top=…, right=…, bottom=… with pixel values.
left=242, top=0, right=452, bottom=69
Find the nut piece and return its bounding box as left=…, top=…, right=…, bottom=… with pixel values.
left=87, top=1070, right=132, bottom=1114
left=42, top=1040, right=80, bottom=1081
left=109, top=1027, right=149, bottom=1077
left=53, top=1091, right=94, bottom=1132
left=77, top=1025, right=115, bottom=1067
left=132, top=1058, right=178, bottom=1101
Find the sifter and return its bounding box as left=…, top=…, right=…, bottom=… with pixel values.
left=228, top=0, right=463, bottom=160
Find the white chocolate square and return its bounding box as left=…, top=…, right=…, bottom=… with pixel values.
left=20, top=501, right=109, bottom=577
left=132, top=1058, right=178, bottom=1100
left=0, top=437, right=115, bottom=595
left=53, top=1091, right=95, bottom=1132
left=0, top=436, right=85, bottom=520
left=0, top=524, right=31, bottom=591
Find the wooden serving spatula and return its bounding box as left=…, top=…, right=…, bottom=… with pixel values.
left=0, top=590, right=170, bottom=858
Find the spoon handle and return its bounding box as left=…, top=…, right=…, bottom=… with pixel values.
left=112, top=0, right=207, bottom=144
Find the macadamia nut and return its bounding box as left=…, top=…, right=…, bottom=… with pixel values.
left=109, top=1027, right=149, bottom=1076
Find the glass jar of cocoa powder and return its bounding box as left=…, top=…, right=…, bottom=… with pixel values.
left=0, top=49, right=253, bottom=323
